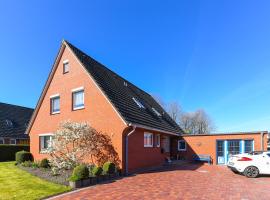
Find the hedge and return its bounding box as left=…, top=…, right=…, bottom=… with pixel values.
left=0, top=145, right=30, bottom=162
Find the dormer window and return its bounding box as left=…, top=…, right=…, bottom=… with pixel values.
left=132, top=97, right=145, bottom=109
left=63, top=60, right=69, bottom=74
left=152, top=107, right=162, bottom=117
left=5, top=119, right=13, bottom=127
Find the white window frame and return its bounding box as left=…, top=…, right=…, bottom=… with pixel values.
left=0, top=138, right=4, bottom=144
left=10, top=139, right=16, bottom=145
left=39, top=133, right=53, bottom=153
left=72, top=87, right=85, bottom=110
left=63, top=59, right=69, bottom=73
left=152, top=107, right=161, bottom=117
left=156, top=134, right=160, bottom=147
left=178, top=140, right=186, bottom=151
left=50, top=94, right=60, bottom=114
left=132, top=97, right=145, bottom=109
left=144, top=132, right=153, bottom=147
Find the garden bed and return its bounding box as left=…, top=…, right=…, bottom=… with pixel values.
left=18, top=165, right=72, bottom=186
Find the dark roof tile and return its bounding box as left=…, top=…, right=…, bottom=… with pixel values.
left=66, top=41, right=183, bottom=135
left=0, top=102, right=33, bottom=138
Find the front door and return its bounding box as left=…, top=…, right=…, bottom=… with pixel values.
left=227, top=140, right=240, bottom=161
left=217, top=140, right=225, bottom=164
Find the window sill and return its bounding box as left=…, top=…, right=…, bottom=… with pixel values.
left=73, top=106, right=85, bottom=111
left=178, top=149, right=186, bottom=151
left=144, top=145, right=153, bottom=148
left=51, top=111, right=60, bottom=115
left=39, top=150, right=49, bottom=154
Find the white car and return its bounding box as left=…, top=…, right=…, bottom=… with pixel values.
left=227, top=151, right=270, bottom=178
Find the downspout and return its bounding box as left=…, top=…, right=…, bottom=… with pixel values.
left=261, top=132, right=265, bottom=151
left=125, top=124, right=136, bottom=175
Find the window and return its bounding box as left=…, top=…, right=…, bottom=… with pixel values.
left=0, top=138, right=4, bottom=144
left=144, top=133, right=153, bottom=147
left=72, top=89, right=85, bottom=110
left=50, top=95, right=60, bottom=114
left=155, top=134, right=160, bottom=147
left=5, top=119, right=13, bottom=127
left=132, top=97, right=145, bottom=109
left=39, top=135, right=53, bottom=153
left=63, top=60, right=69, bottom=73
left=244, top=140, right=253, bottom=153
left=152, top=108, right=161, bottom=117
left=178, top=140, right=186, bottom=151
left=10, top=139, right=16, bottom=145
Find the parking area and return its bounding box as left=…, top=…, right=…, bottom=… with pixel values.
left=50, top=164, right=270, bottom=200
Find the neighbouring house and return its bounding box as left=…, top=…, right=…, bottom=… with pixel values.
left=0, top=102, right=33, bottom=145
left=178, top=131, right=269, bottom=165
left=26, top=40, right=184, bottom=173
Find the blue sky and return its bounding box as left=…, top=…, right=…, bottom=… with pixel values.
left=0, top=0, right=270, bottom=132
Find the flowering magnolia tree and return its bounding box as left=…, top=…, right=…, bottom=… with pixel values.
left=49, top=121, right=120, bottom=170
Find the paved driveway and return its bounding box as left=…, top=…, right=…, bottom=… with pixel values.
left=50, top=164, right=270, bottom=200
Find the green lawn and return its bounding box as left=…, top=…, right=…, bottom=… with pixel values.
left=0, top=162, right=70, bottom=200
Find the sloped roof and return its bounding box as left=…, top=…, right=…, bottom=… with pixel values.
left=0, top=102, right=33, bottom=138
left=66, top=41, right=183, bottom=135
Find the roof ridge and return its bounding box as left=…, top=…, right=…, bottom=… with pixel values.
left=0, top=102, right=34, bottom=110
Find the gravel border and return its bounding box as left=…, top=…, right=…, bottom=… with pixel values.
left=18, top=165, right=72, bottom=186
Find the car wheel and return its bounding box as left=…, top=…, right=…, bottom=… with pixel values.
left=244, top=166, right=259, bottom=178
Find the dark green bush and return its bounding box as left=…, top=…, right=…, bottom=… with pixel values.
left=92, top=166, right=103, bottom=176
left=21, top=161, right=33, bottom=167
left=103, top=162, right=116, bottom=175
left=15, top=151, right=33, bottom=164
left=71, top=165, right=89, bottom=181
left=39, top=158, right=50, bottom=168
left=0, top=145, right=29, bottom=161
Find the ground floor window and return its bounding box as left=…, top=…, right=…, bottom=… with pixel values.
left=144, top=132, right=153, bottom=147
left=10, top=139, right=16, bottom=145
left=0, top=138, right=4, bottom=144
left=178, top=140, right=186, bottom=151
left=228, top=140, right=240, bottom=155
left=39, top=135, right=53, bottom=153
left=244, top=140, right=253, bottom=153
left=155, top=134, right=160, bottom=147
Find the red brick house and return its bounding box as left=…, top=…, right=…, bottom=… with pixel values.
left=26, top=40, right=184, bottom=173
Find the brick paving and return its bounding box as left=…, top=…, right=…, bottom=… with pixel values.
left=49, top=164, right=270, bottom=200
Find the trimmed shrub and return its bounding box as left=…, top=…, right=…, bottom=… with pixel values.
left=71, top=165, right=89, bottom=181
left=15, top=151, right=33, bottom=164
left=0, top=145, right=29, bottom=161
left=21, top=161, right=33, bottom=167
left=92, top=166, right=102, bottom=176
left=39, top=158, right=50, bottom=168
left=103, top=162, right=116, bottom=175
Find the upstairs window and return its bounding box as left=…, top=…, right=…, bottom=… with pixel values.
left=132, top=97, right=145, bottom=109
left=63, top=60, right=69, bottom=73
left=178, top=140, right=186, bottom=151
left=144, top=132, right=153, bottom=147
left=152, top=107, right=162, bottom=117
left=5, top=119, right=13, bottom=127
left=72, top=87, right=85, bottom=110
left=50, top=95, right=60, bottom=114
